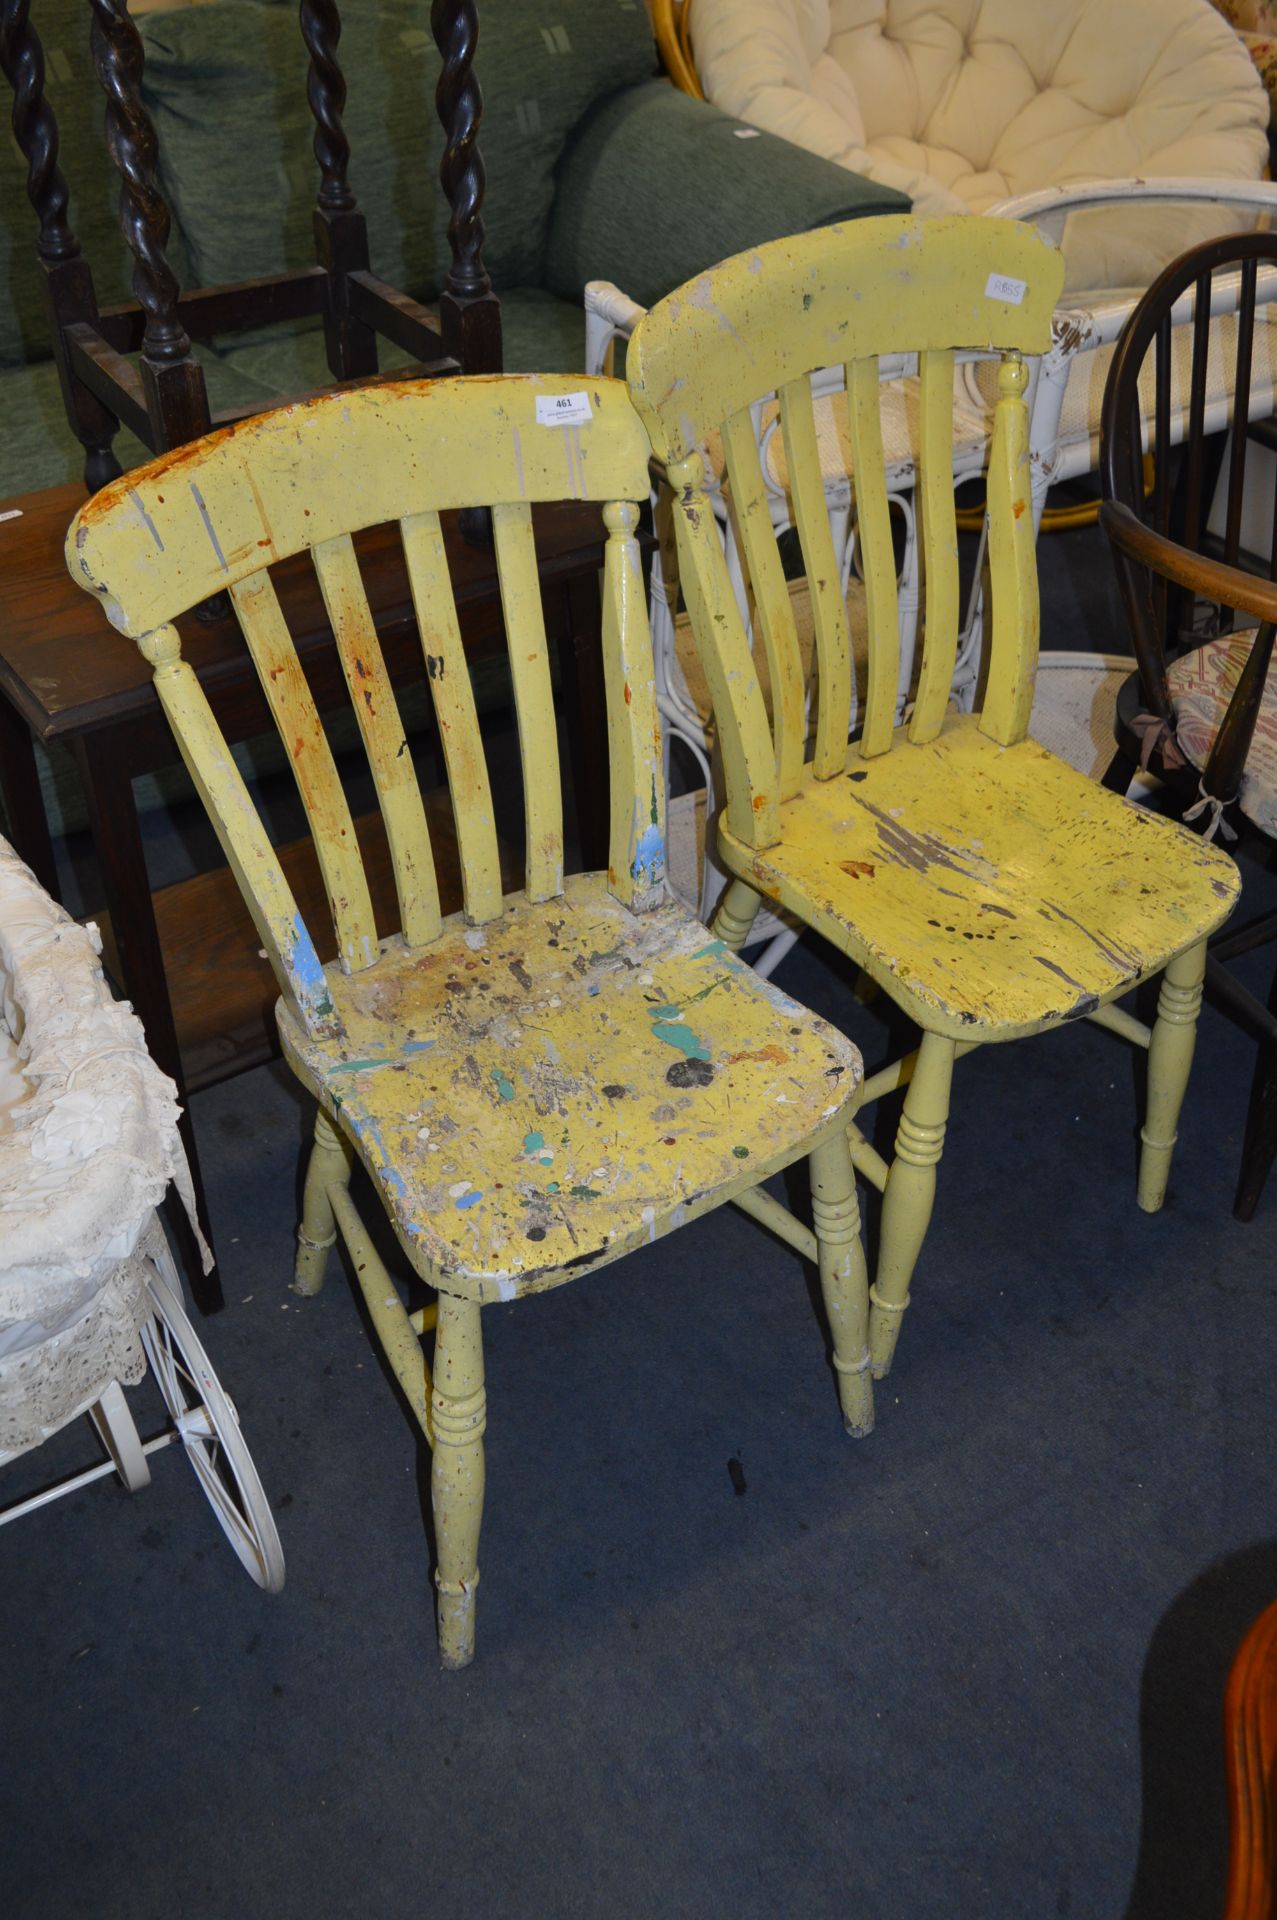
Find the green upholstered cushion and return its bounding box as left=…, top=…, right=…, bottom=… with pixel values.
left=0, top=349, right=274, bottom=499
left=138, top=0, right=658, bottom=301
left=205, top=284, right=585, bottom=397
left=0, top=0, right=141, bottom=367
left=544, top=80, right=912, bottom=311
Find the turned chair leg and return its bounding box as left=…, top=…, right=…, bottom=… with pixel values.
left=1139, top=939, right=1206, bottom=1214
left=713, top=876, right=763, bottom=953
left=871, top=1029, right=956, bottom=1380
left=809, top=1129, right=873, bottom=1437
left=431, top=1292, right=487, bottom=1670
left=294, top=1106, right=352, bottom=1296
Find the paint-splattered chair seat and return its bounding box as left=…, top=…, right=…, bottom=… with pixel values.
left=720, top=715, right=1239, bottom=1042
left=281, top=875, right=857, bottom=1301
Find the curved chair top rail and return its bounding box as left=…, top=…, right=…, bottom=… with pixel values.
left=627, top=215, right=1064, bottom=466
left=68, top=375, right=652, bottom=639
left=63, top=376, right=662, bottom=1040
left=986, top=176, right=1277, bottom=239
left=1100, top=227, right=1277, bottom=538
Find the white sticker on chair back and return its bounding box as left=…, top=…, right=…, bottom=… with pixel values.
left=535, top=392, right=593, bottom=426
left=985, top=272, right=1028, bottom=305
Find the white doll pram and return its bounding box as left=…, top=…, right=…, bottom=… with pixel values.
left=0, top=836, right=282, bottom=1590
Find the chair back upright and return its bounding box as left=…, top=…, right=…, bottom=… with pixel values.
left=1100, top=230, right=1277, bottom=800
left=626, top=214, right=1064, bottom=853
left=65, top=376, right=659, bottom=1040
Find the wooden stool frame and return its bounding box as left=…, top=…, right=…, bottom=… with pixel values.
left=0, top=0, right=501, bottom=493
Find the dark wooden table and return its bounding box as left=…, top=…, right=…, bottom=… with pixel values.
left=0, top=483, right=613, bottom=1313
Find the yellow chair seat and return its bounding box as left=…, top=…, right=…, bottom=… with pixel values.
left=279, top=873, right=859, bottom=1302
left=718, top=715, right=1241, bottom=1042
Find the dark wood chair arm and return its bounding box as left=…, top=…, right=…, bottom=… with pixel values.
left=1100, top=501, right=1277, bottom=629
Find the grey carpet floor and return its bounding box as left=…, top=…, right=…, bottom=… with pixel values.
left=2, top=521, right=1275, bottom=1920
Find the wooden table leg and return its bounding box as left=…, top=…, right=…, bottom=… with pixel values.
left=72, top=728, right=224, bottom=1314
left=0, top=695, right=61, bottom=900
left=556, top=570, right=610, bottom=874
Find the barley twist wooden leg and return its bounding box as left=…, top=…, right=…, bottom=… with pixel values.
left=870, top=1029, right=955, bottom=1380
left=712, top=877, right=763, bottom=953
left=809, top=1129, right=873, bottom=1438
left=294, top=1106, right=351, bottom=1296
left=431, top=1292, right=486, bottom=1670
left=1139, top=939, right=1206, bottom=1214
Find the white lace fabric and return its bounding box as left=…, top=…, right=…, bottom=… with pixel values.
left=0, top=838, right=210, bottom=1457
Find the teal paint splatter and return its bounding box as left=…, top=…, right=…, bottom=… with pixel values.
left=524, top=1131, right=544, bottom=1153
left=492, top=1068, right=515, bottom=1101
left=648, top=1002, right=710, bottom=1062
left=691, top=940, right=728, bottom=960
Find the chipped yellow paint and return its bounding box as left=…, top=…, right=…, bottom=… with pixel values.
left=314, top=533, right=442, bottom=945
left=719, top=406, right=806, bottom=797
left=401, top=509, right=503, bottom=925
left=845, top=353, right=899, bottom=760
left=64, top=373, right=874, bottom=1666
left=599, top=499, right=666, bottom=912
left=232, top=569, right=377, bottom=972
left=628, top=217, right=1241, bottom=1396
left=279, top=873, right=859, bottom=1301
left=727, top=716, right=1238, bottom=1039
left=492, top=501, right=564, bottom=903
left=979, top=354, right=1039, bottom=748
left=907, top=349, right=960, bottom=745
left=779, top=373, right=854, bottom=778
left=138, top=624, right=341, bottom=1036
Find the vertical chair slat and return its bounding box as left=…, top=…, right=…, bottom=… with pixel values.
left=719, top=405, right=807, bottom=799
left=1183, top=269, right=1212, bottom=555
left=978, top=354, right=1038, bottom=747
left=599, top=499, right=666, bottom=911
left=312, top=532, right=442, bottom=946
left=491, top=501, right=564, bottom=902
left=778, top=372, right=854, bottom=775
left=908, top=349, right=960, bottom=745
left=1153, top=313, right=1173, bottom=652
left=142, top=626, right=340, bottom=1036
left=668, top=453, right=779, bottom=848
left=1225, top=257, right=1258, bottom=574
left=230, top=568, right=378, bottom=974
left=843, top=355, right=899, bottom=759
left=400, top=510, right=503, bottom=925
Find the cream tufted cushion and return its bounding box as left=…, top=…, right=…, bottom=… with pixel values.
left=691, top=0, right=1270, bottom=255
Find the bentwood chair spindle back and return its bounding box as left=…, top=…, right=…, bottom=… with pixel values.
left=1100, top=229, right=1277, bottom=1219
left=628, top=216, right=1242, bottom=1395
left=65, top=374, right=870, bottom=1666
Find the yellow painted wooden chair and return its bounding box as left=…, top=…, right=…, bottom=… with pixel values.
left=626, top=216, right=1242, bottom=1395
left=65, top=374, right=869, bottom=1667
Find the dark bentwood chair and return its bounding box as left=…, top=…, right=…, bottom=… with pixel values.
left=1100, top=228, right=1277, bottom=1220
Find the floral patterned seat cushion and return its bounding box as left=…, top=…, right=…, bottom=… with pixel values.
left=1212, top=0, right=1277, bottom=123
left=1167, top=631, right=1277, bottom=834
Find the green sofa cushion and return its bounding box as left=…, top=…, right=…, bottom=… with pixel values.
left=205, top=284, right=585, bottom=398
left=0, top=0, right=142, bottom=367
left=544, top=80, right=912, bottom=312
left=138, top=0, right=658, bottom=301
left=0, top=349, right=277, bottom=500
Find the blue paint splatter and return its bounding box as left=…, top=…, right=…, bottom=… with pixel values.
left=630, top=821, right=665, bottom=886
left=455, top=1190, right=483, bottom=1210
left=290, top=916, right=334, bottom=1021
